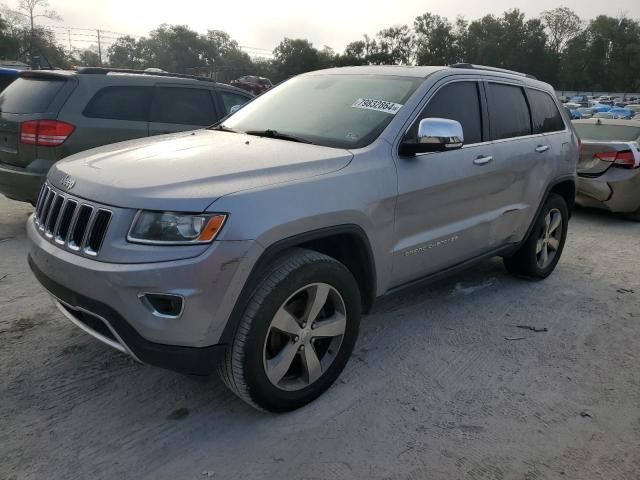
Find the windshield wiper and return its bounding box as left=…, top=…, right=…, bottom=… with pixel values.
left=245, top=129, right=313, bottom=144
left=209, top=124, right=238, bottom=133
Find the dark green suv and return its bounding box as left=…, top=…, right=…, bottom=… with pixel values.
left=0, top=68, right=253, bottom=203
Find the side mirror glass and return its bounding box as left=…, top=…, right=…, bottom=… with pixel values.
left=400, top=118, right=464, bottom=155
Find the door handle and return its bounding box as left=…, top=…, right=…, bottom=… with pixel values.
left=535, top=145, right=550, bottom=153
left=473, top=155, right=493, bottom=166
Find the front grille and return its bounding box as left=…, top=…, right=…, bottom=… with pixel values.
left=33, top=183, right=112, bottom=257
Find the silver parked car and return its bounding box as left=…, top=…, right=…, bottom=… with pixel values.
left=573, top=118, right=640, bottom=221
left=27, top=64, right=579, bottom=411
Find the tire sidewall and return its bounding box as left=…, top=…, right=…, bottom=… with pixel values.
left=239, top=258, right=361, bottom=412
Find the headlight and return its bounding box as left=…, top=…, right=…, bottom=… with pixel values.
left=128, top=211, right=226, bottom=245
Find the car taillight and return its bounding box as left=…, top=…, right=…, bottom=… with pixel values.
left=593, top=150, right=636, bottom=169
left=20, top=120, right=75, bottom=147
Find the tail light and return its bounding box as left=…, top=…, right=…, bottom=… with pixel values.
left=593, top=150, right=637, bottom=169
left=20, top=120, right=75, bottom=147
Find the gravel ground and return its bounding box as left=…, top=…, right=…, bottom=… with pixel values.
left=1, top=193, right=639, bottom=480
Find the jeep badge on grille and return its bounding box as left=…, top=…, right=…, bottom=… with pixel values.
left=60, top=174, right=76, bottom=191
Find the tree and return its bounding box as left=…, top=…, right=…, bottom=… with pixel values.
left=6, top=0, right=60, bottom=32
left=107, top=35, right=142, bottom=69
left=414, top=13, right=458, bottom=65
left=542, top=7, right=582, bottom=55
left=273, top=38, right=320, bottom=80
left=76, top=48, right=101, bottom=67
left=0, top=13, right=19, bottom=58
left=375, top=25, right=414, bottom=64
left=139, top=24, right=205, bottom=73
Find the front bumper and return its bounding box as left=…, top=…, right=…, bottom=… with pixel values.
left=27, top=217, right=263, bottom=374
left=0, top=163, right=44, bottom=203
left=577, top=168, right=640, bottom=213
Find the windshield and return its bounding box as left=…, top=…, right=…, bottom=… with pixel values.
left=219, top=74, right=424, bottom=148
left=574, top=123, right=640, bottom=142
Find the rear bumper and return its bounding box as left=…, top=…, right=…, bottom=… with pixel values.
left=29, top=257, right=226, bottom=375
left=577, top=168, right=640, bottom=213
left=0, top=163, right=44, bottom=203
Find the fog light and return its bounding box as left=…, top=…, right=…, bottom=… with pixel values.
left=139, top=293, right=184, bottom=318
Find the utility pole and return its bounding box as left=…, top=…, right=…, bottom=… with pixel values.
left=67, top=28, right=72, bottom=52
left=96, top=30, right=103, bottom=66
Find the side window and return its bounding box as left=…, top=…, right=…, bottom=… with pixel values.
left=528, top=89, right=565, bottom=133
left=150, top=87, right=218, bottom=126
left=406, top=81, right=483, bottom=145
left=220, top=91, right=251, bottom=115
left=83, top=86, right=152, bottom=121
left=486, top=83, right=532, bottom=140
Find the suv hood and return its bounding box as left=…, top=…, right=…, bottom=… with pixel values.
left=49, top=130, right=353, bottom=211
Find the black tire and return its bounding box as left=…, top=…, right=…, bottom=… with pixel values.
left=218, top=248, right=361, bottom=412
left=624, top=209, right=640, bottom=222
left=504, top=193, right=569, bottom=279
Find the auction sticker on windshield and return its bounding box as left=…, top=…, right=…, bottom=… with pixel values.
left=352, top=98, right=403, bottom=114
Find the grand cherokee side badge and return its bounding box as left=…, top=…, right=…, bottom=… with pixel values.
left=404, top=235, right=460, bottom=256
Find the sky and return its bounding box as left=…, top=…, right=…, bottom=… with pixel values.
left=32, top=0, right=640, bottom=55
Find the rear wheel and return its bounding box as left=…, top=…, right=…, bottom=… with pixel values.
left=219, top=249, right=361, bottom=412
left=504, top=193, right=569, bottom=279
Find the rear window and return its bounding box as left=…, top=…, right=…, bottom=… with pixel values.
left=84, top=86, right=152, bottom=122
left=574, top=123, right=640, bottom=142
left=0, top=77, right=66, bottom=113
left=486, top=83, right=532, bottom=140
left=0, top=75, right=16, bottom=93
left=528, top=89, right=565, bottom=133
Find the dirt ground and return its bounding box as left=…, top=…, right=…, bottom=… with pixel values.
left=1, top=193, right=639, bottom=480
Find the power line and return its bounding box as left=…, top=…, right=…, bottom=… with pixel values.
left=39, top=24, right=275, bottom=58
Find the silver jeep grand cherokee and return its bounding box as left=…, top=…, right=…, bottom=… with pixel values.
left=27, top=64, right=579, bottom=412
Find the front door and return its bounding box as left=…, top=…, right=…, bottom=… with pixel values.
left=390, top=79, right=521, bottom=287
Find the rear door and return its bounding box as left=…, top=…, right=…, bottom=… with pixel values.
left=148, top=85, right=220, bottom=135
left=0, top=75, right=74, bottom=168
left=482, top=80, right=543, bottom=239
left=72, top=84, right=152, bottom=153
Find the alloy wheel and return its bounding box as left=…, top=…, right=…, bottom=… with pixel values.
left=263, top=283, right=347, bottom=391
left=536, top=208, right=563, bottom=269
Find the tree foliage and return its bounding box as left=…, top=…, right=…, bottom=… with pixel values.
left=1, top=4, right=639, bottom=92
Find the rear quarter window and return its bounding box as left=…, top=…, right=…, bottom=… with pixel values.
left=83, top=86, right=153, bottom=121
left=0, top=77, right=66, bottom=113
left=486, top=83, right=532, bottom=140
left=528, top=89, right=565, bottom=133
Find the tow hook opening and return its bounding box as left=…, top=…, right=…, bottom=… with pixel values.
left=139, top=293, right=184, bottom=318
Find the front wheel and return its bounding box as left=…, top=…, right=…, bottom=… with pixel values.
left=504, top=193, right=569, bottom=279
left=219, top=249, right=361, bottom=412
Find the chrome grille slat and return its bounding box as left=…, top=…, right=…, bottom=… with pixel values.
left=34, top=184, right=47, bottom=221
left=45, top=195, right=64, bottom=237
left=52, top=197, right=69, bottom=238
left=55, top=199, right=78, bottom=244
left=32, top=183, right=112, bottom=257
left=68, top=205, right=93, bottom=250
left=80, top=207, right=98, bottom=250
left=39, top=189, right=56, bottom=230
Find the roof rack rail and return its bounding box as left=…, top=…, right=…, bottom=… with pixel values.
left=449, top=63, right=537, bottom=80
left=74, top=67, right=218, bottom=83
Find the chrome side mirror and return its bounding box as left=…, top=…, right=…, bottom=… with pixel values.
left=400, top=118, right=465, bottom=155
